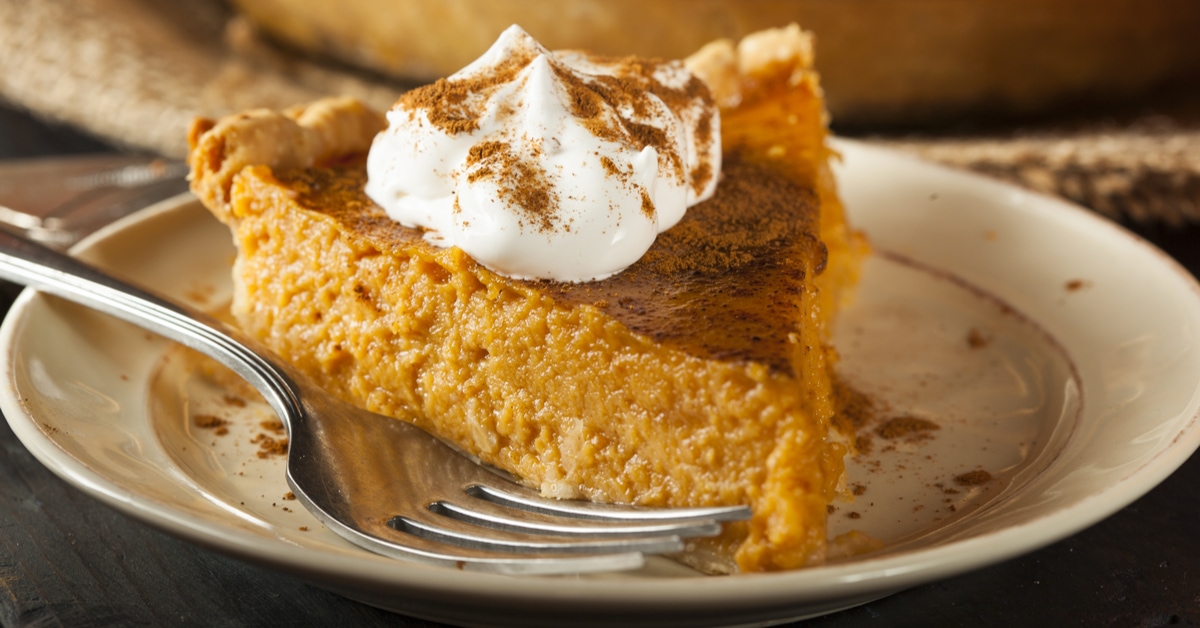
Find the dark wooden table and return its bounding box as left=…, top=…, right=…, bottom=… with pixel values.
left=1, top=104, right=1198, bottom=627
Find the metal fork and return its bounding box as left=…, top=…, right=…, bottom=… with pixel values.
left=0, top=155, right=189, bottom=249
left=0, top=226, right=749, bottom=575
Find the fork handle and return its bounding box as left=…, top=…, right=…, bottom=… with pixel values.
left=0, top=224, right=302, bottom=431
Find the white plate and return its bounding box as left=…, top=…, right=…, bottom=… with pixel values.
left=4, top=141, right=1200, bottom=627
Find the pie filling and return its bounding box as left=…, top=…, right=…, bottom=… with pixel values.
left=188, top=24, right=868, bottom=573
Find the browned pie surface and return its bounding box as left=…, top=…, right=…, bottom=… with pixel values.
left=274, top=152, right=824, bottom=375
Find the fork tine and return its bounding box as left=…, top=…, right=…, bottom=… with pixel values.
left=389, top=514, right=687, bottom=556
left=293, top=479, right=662, bottom=575
left=464, top=482, right=752, bottom=524
left=335, top=519, right=652, bottom=574
left=428, top=499, right=723, bottom=539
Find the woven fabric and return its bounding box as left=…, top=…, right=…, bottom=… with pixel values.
left=0, top=0, right=398, bottom=157
left=3, top=0, right=1197, bottom=223
left=883, top=121, right=1200, bottom=225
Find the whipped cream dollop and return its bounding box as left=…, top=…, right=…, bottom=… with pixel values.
left=365, top=25, right=720, bottom=282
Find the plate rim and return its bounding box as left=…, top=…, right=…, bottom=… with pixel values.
left=4, top=139, right=1200, bottom=620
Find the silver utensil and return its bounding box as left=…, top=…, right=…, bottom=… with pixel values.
left=0, top=155, right=188, bottom=248
left=0, top=225, right=748, bottom=575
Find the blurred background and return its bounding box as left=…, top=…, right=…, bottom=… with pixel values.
left=3, top=0, right=1200, bottom=228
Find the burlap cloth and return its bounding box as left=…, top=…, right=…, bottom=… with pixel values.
left=4, top=0, right=1199, bottom=225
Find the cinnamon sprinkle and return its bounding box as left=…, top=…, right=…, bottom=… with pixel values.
left=875, top=416, right=940, bottom=441
left=635, top=156, right=817, bottom=276
left=397, top=48, right=536, bottom=135
left=639, top=190, right=655, bottom=220
left=395, top=35, right=716, bottom=236
left=250, top=432, right=289, bottom=458
left=599, top=155, right=621, bottom=178
left=689, top=108, right=716, bottom=196
left=193, top=413, right=228, bottom=430
left=953, top=470, right=993, bottom=487
left=464, top=140, right=558, bottom=232
left=552, top=59, right=703, bottom=185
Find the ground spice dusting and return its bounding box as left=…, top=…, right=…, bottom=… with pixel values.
left=689, top=108, right=715, bottom=196
left=690, top=161, right=713, bottom=198
left=464, top=140, right=558, bottom=231
left=464, top=140, right=509, bottom=183
left=193, top=414, right=228, bottom=429
left=855, top=433, right=875, bottom=456
left=398, top=34, right=716, bottom=236
left=194, top=414, right=230, bottom=436
left=636, top=155, right=818, bottom=276
left=954, top=470, right=993, bottom=486
left=553, top=59, right=705, bottom=186
left=639, top=190, right=655, bottom=220
left=599, top=155, right=621, bottom=178
left=1065, top=279, right=1089, bottom=292
left=397, top=48, right=536, bottom=136
left=251, top=432, right=289, bottom=458
left=400, top=79, right=479, bottom=135
left=624, top=119, right=681, bottom=179
left=875, top=416, right=940, bottom=441
left=833, top=379, right=876, bottom=432
left=833, top=379, right=878, bottom=453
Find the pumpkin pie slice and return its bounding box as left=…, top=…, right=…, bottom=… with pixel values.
left=187, top=24, right=867, bottom=573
